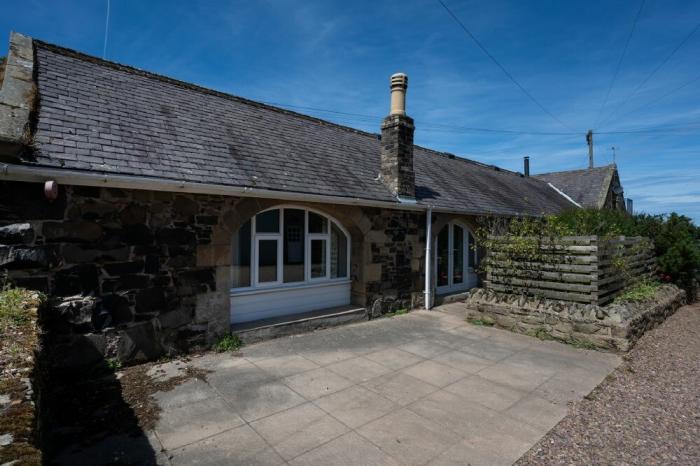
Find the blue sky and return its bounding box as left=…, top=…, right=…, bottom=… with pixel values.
left=3, top=0, right=699, bottom=221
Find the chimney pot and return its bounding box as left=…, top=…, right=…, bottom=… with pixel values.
left=390, top=73, right=408, bottom=116
left=524, top=156, right=530, bottom=177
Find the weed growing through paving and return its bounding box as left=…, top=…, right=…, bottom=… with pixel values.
left=383, top=308, right=409, bottom=318
left=466, top=317, right=494, bottom=327
left=214, top=334, right=243, bottom=352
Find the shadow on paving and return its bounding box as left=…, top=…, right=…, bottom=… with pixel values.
left=42, top=343, right=160, bottom=466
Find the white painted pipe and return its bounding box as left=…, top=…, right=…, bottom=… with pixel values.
left=424, top=207, right=433, bottom=310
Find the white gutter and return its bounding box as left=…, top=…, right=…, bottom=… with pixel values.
left=1, top=163, right=506, bottom=217
left=547, top=182, right=582, bottom=208
left=424, top=207, right=433, bottom=310
left=0, top=164, right=426, bottom=211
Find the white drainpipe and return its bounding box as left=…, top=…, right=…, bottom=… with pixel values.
left=424, top=207, right=433, bottom=310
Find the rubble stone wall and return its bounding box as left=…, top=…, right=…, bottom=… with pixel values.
left=1, top=181, right=447, bottom=364
left=465, top=285, right=685, bottom=351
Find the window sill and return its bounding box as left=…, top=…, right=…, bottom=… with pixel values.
left=231, top=279, right=352, bottom=297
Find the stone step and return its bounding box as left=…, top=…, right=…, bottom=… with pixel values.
left=231, top=305, right=368, bottom=344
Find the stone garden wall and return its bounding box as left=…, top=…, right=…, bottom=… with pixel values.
left=465, top=285, right=686, bottom=351
left=1, top=180, right=436, bottom=365
left=1, top=181, right=233, bottom=367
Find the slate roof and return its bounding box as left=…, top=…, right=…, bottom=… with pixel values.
left=23, top=40, right=575, bottom=216
left=535, top=165, right=616, bottom=209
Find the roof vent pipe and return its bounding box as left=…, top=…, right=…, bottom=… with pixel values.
left=523, top=156, right=530, bottom=177
left=390, top=73, right=408, bottom=116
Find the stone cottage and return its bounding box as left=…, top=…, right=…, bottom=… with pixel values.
left=1, top=32, right=584, bottom=363
left=534, top=164, right=626, bottom=210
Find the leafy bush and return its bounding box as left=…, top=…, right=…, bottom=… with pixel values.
left=477, top=208, right=700, bottom=297
left=214, top=334, right=243, bottom=352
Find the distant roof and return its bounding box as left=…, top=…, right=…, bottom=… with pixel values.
left=534, top=165, right=617, bottom=209
left=21, top=39, right=575, bottom=216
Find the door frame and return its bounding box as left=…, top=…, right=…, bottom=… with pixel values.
left=434, top=220, right=477, bottom=295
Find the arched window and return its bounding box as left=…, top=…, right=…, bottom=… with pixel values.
left=231, top=207, right=350, bottom=290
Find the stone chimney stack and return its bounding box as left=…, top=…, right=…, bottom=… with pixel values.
left=523, top=156, right=530, bottom=176
left=380, top=73, right=415, bottom=200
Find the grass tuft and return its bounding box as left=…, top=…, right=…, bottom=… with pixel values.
left=0, top=287, right=34, bottom=329
left=383, top=308, right=409, bottom=318
left=466, top=317, right=494, bottom=327
left=214, top=334, right=243, bottom=353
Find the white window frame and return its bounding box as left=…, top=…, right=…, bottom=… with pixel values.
left=231, top=206, right=351, bottom=293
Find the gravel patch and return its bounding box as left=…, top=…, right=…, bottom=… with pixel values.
left=517, top=302, right=700, bottom=465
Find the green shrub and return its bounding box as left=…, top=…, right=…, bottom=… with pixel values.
left=477, top=209, right=700, bottom=297
left=214, top=334, right=243, bottom=352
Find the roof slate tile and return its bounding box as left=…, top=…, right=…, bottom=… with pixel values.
left=24, top=40, right=575, bottom=215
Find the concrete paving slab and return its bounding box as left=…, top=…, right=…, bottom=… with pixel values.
left=362, top=372, right=440, bottom=406
left=460, top=340, right=517, bottom=361
left=398, top=339, right=453, bottom=358
left=505, top=394, right=569, bottom=429
left=401, top=360, right=468, bottom=388
left=432, top=350, right=493, bottom=374
left=283, top=367, right=353, bottom=400
left=250, top=402, right=348, bottom=460
left=221, top=380, right=307, bottom=422
left=152, top=378, right=220, bottom=410
left=129, top=304, right=621, bottom=465
left=252, top=354, right=320, bottom=378
left=325, top=356, right=392, bottom=383
left=364, top=347, right=425, bottom=371
left=407, top=390, right=498, bottom=438
left=428, top=439, right=512, bottom=466
left=169, top=424, right=284, bottom=466
left=443, top=375, right=527, bottom=411
left=288, top=431, right=400, bottom=466
left=314, top=385, right=397, bottom=429
left=357, top=408, right=461, bottom=465
left=477, top=360, right=556, bottom=392
left=155, top=397, right=245, bottom=450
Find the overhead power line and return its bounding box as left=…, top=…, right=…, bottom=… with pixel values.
left=436, top=0, right=576, bottom=132
left=260, top=99, right=700, bottom=136
left=600, top=72, right=700, bottom=127
left=599, top=20, right=700, bottom=128
left=594, top=0, right=646, bottom=127
left=102, top=0, right=110, bottom=59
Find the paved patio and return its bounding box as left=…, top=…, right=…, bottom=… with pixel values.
left=113, top=304, right=622, bottom=465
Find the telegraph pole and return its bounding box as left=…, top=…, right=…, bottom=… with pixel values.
left=586, top=130, right=594, bottom=168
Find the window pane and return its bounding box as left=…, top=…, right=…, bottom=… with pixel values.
left=437, top=225, right=449, bottom=287
left=232, top=220, right=251, bottom=287
left=258, top=239, right=278, bottom=282
left=310, top=239, right=327, bottom=278
left=256, top=209, right=280, bottom=233
left=308, top=212, right=328, bottom=234
left=453, top=225, right=464, bottom=284
left=331, top=223, right=348, bottom=278
left=284, top=209, right=305, bottom=283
